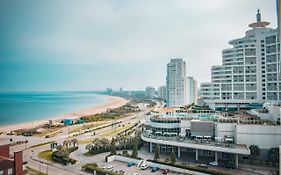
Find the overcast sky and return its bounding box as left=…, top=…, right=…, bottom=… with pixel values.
left=0, top=0, right=278, bottom=91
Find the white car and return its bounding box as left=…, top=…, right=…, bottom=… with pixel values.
left=133, top=173, right=140, bottom=175
left=140, top=164, right=149, bottom=170
left=209, top=161, right=218, bottom=166
left=107, top=166, right=114, bottom=171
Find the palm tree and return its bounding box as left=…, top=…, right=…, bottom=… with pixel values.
left=86, top=144, right=93, bottom=151
left=110, top=138, right=117, bottom=155
left=154, top=144, right=160, bottom=161
left=249, top=145, right=260, bottom=160
left=170, top=150, right=176, bottom=164
left=72, top=138, right=78, bottom=147
left=268, top=147, right=279, bottom=162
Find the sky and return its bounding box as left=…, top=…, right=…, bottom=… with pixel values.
left=0, top=0, right=278, bottom=91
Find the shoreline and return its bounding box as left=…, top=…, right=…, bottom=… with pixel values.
left=0, top=95, right=129, bottom=132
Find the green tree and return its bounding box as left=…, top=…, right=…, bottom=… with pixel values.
left=110, top=138, right=116, bottom=155
left=131, top=141, right=138, bottom=158
left=170, top=150, right=176, bottom=164
left=154, top=144, right=160, bottom=161
left=268, top=147, right=279, bottom=162
left=249, top=145, right=260, bottom=160
left=122, top=149, right=129, bottom=157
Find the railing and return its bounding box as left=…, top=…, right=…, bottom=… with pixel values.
left=141, top=131, right=237, bottom=149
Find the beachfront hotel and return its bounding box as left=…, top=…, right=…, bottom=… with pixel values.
left=166, top=58, right=187, bottom=107
left=141, top=108, right=281, bottom=168
left=200, top=10, right=280, bottom=111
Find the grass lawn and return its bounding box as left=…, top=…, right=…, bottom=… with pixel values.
left=99, top=122, right=136, bottom=137
left=78, top=123, right=137, bottom=144
left=69, top=121, right=109, bottom=134
left=37, top=150, right=53, bottom=161
left=26, top=166, right=47, bottom=175
left=78, top=138, right=96, bottom=144
left=30, top=141, right=52, bottom=148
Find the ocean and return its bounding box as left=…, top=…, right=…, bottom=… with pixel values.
left=0, top=92, right=108, bottom=126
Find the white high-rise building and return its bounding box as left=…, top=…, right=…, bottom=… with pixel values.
left=157, top=86, right=166, bottom=101
left=200, top=10, right=280, bottom=111
left=186, top=77, right=198, bottom=105
left=166, top=58, right=187, bottom=107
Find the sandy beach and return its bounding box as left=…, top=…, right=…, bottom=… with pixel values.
left=0, top=95, right=128, bottom=132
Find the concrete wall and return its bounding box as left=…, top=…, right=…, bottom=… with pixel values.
left=215, top=123, right=235, bottom=139
left=180, top=120, right=191, bottom=135
left=107, top=155, right=140, bottom=165
left=236, top=124, right=281, bottom=149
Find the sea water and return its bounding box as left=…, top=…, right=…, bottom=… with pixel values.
left=0, top=92, right=108, bottom=125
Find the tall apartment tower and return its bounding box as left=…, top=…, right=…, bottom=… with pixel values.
left=145, top=86, right=156, bottom=99
left=158, top=85, right=167, bottom=101
left=166, top=58, right=187, bottom=107
left=186, top=77, right=198, bottom=105
left=200, top=10, right=280, bottom=111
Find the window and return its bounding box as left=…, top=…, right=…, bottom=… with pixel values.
left=265, top=36, right=276, bottom=44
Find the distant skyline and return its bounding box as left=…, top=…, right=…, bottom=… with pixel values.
left=0, top=0, right=277, bottom=91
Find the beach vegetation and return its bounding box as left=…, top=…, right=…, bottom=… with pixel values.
left=81, top=103, right=139, bottom=123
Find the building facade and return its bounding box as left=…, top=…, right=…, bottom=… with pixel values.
left=157, top=86, right=166, bottom=101
left=142, top=108, right=281, bottom=168
left=186, top=77, right=198, bottom=105
left=200, top=10, right=280, bottom=111
left=166, top=58, right=187, bottom=107
left=145, top=86, right=156, bottom=99
left=0, top=144, right=24, bottom=175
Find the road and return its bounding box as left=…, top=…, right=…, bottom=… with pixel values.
left=0, top=102, right=151, bottom=175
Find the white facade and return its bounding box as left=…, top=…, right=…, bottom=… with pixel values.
left=157, top=86, right=166, bottom=101
left=145, top=86, right=155, bottom=98
left=166, top=58, right=187, bottom=107
left=186, top=77, right=198, bottom=105
left=200, top=10, right=280, bottom=110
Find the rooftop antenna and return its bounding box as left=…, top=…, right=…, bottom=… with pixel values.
left=256, top=8, right=261, bottom=22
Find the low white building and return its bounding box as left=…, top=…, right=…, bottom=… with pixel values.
left=142, top=108, right=281, bottom=168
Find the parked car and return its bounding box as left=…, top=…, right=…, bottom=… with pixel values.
left=117, top=170, right=125, bottom=174
left=107, top=166, right=114, bottom=171
left=151, top=167, right=160, bottom=172
left=224, top=163, right=235, bottom=169
left=140, top=164, right=149, bottom=170
left=209, top=161, right=218, bottom=166
left=127, top=162, right=135, bottom=167
left=162, top=169, right=169, bottom=174
left=197, top=164, right=208, bottom=168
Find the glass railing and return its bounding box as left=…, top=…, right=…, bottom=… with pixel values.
left=142, top=131, right=236, bottom=149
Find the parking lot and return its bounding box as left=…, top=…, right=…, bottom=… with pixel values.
left=101, top=160, right=187, bottom=175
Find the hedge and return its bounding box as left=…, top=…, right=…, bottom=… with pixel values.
left=148, top=159, right=232, bottom=175
left=52, top=147, right=78, bottom=165
left=82, top=163, right=119, bottom=175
